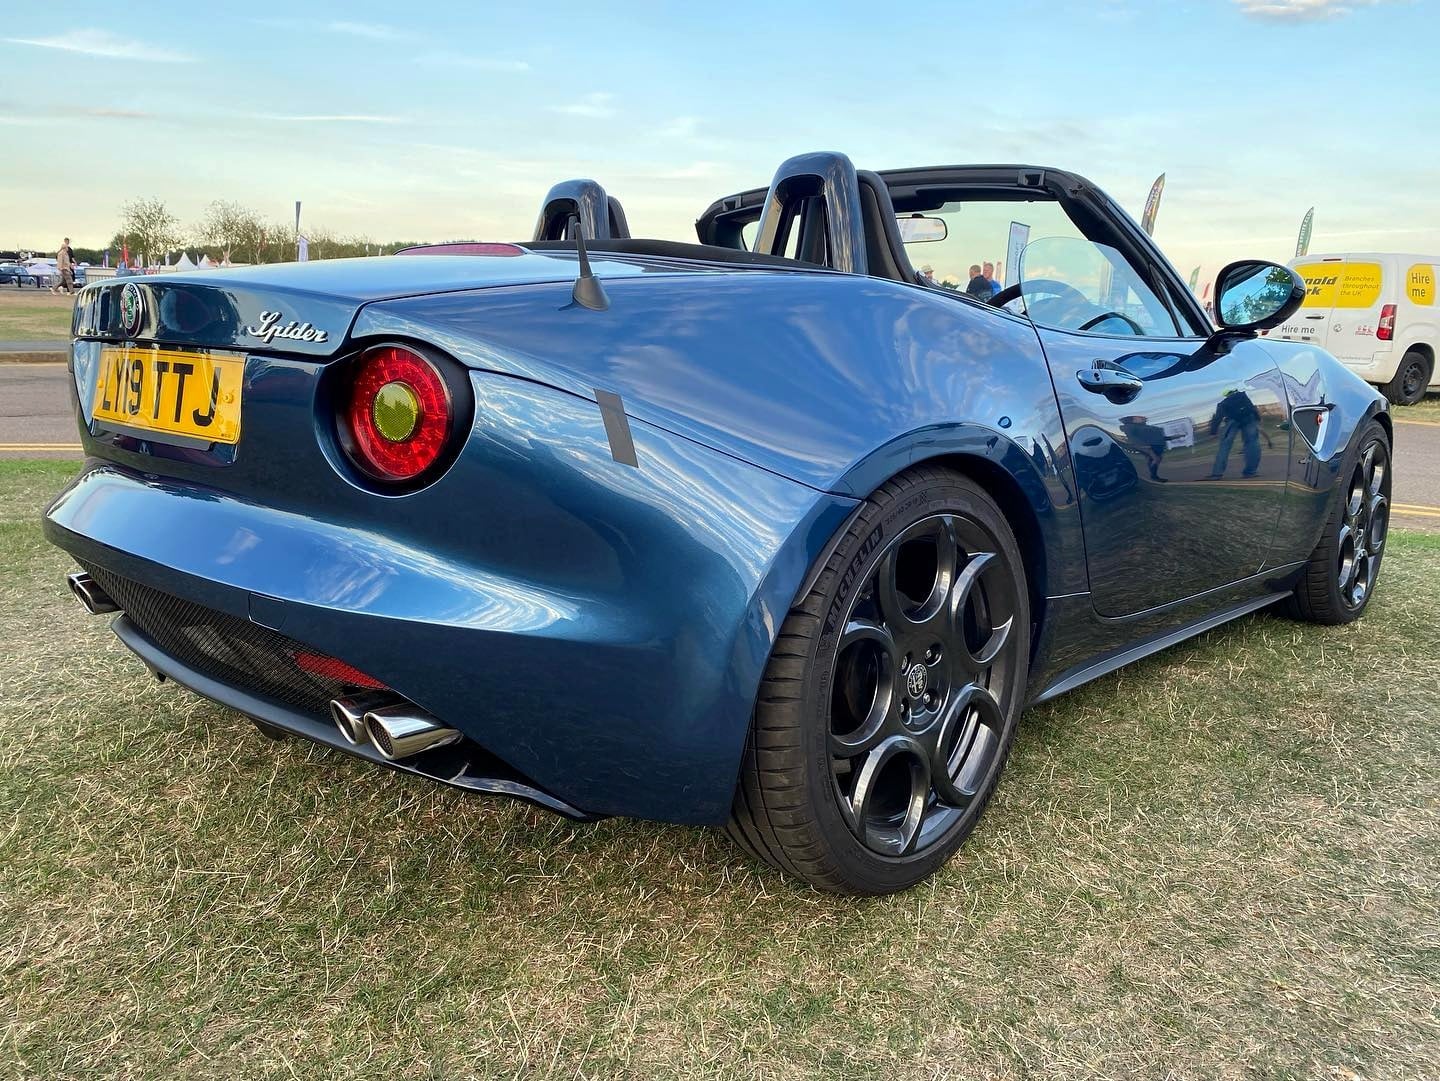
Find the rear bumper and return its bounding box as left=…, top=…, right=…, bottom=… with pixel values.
left=44, top=447, right=854, bottom=824
left=110, top=612, right=595, bottom=818
left=1336, top=348, right=1397, bottom=381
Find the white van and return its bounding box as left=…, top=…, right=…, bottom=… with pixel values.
left=1269, top=253, right=1437, bottom=405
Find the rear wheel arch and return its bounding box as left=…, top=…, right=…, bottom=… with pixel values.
left=726, top=462, right=1034, bottom=892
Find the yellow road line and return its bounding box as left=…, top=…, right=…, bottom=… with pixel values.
left=1393, top=503, right=1440, bottom=519
left=1394, top=418, right=1440, bottom=428
left=0, top=443, right=82, bottom=451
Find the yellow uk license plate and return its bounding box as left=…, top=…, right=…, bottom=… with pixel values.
left=92, top=345, right=244, bottom=444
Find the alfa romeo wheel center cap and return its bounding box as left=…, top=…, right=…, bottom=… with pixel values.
left=906, top=663, right=928, bottom=698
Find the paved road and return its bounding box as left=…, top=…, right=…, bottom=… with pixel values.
left=3, top=361, right=1438, bottom=524
left=0, top=340, right=67, bottom=352
left=0, top=363, right=78, bottom=452
left=1393, top=420, right=1440, bottom=513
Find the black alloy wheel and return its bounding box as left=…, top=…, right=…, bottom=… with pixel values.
left=727, top=466, right=1030, bottom=894
left=1335, top=437, right=1390, bottom=612
left=1286, top=419, right=1390, bottom=625
left=828, top=512, right=1019, bottom=856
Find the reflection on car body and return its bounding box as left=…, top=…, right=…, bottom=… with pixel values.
left=44, top=152, right=1392, bottom=894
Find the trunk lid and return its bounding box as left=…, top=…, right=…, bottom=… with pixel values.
left=63, top=250, right=672, bottom=507
left=72, top=252, right=653, bottom=354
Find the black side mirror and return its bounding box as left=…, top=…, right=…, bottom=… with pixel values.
left=1213, top=260, right=1306, bottom=335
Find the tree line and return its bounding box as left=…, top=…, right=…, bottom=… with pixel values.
left=86, top=198, right=436, bottom=266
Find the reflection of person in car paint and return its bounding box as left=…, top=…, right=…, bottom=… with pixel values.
left=1120, top=414, right=1168, bottom=482
left=1208, top=389, right=1262, bottom=478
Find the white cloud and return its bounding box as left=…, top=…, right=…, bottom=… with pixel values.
left=658, top=116, right=699, bottom=139
left=0, top=104, right=151, bottom=125
left=1233, top=0, right=1382, bottom=18
left=550, top=92, right=615, bottom=119
left=254, top=114, right=406, bottom=124
left=420, top=51, right=530, bottom=72
left=657, top=161, right=719, bottom=180
left=327, top=20, right=411, bottom=41
left=82, top=107, right=151, bottom=120
left=3, top=28, right=194, bottom=62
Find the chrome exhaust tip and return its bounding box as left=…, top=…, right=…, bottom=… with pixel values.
left=67, top=572, right=118, bottom=615
left=330, top=691, right=400, bottom=745
left=363, top=705, right=460, bottom=761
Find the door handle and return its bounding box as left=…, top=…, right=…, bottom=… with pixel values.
left=1076, top=366, right=1143, bottom=403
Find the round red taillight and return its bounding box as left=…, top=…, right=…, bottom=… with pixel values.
left=344, top=346, right=452, bottom=482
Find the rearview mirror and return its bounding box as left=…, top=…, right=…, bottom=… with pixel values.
left=897, top=215, right=947, bottom=243
left=1214, top=260, right=1305, bottom=333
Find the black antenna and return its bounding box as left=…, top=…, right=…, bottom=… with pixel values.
left=569, top=213, right=609, bottom=311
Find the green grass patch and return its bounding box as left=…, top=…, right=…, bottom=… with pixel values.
left=0, top=290, right=74, bottom=340
left=2, top=459, right=1437, bottom=1079
left=1398, top=391, right=1440, bottom=423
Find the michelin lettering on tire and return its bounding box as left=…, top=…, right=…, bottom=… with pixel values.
left=823, top=523, right=884, bottom=636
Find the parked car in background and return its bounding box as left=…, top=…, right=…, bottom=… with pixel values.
left=1271, top=253, right=1438, bottom=405
left=24, top=260, right=57, bottom=288
left=0, top=262, right=39, bottom=287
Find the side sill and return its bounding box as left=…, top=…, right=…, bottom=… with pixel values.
left=111, top=615, right=601, bottom=822
left=1030, top=591, right=1289, bottom=705
left=1089, top=560, right=1306, bottom=626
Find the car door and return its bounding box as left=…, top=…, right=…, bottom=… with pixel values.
left=1017, top=238, right=1290, bottom=618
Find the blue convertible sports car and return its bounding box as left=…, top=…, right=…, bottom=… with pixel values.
left=46, top=153, right=1391, bottom=894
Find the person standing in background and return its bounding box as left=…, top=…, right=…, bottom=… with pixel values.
left=51, top=238, right=75, bottom=295
left=965, top=264, right=992, bottom=300
left=982, top=261, right=1001, bottom=297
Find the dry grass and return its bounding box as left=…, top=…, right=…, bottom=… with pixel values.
left=1399, top=392, right=1440, bottom=423
left=0, top=289, right=75, bottom=340
left=2, top=460, right=1437, bottom=1080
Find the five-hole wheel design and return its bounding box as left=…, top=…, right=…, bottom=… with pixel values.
left=726, top=465, right=1031, bottom=894
left=1337, top=438, right=1389, bottom=611
left=827, top=513, right=1021, bottom=857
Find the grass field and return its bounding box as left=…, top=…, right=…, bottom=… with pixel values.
left=1402, top=392, right=1440, bottom=423
left=0, top=289, right=74, bottom=341
left=2, top=459, right=1437, bottom=1080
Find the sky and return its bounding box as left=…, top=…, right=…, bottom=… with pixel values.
left=2, top=0, right=1437, bottom=280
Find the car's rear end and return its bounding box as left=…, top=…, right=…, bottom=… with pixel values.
left=44, top=254, right=854, bottom=825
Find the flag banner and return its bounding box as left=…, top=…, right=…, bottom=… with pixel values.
left=1188, top=266, right=1201, bottom=290
left=1295, top=207, right=1314, bottom=258
left=1005, top=222, right=1030, bottom=287
left=297, top=235, right=310, bottom=262
left=1140, top=173, right=1166, bottom=236
left=295, top=201, right=302, bottom=235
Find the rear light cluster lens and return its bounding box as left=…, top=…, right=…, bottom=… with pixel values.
left=1377, top=304, right=1396, bottom=341
left=344, top=346, right=452, bottom=482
